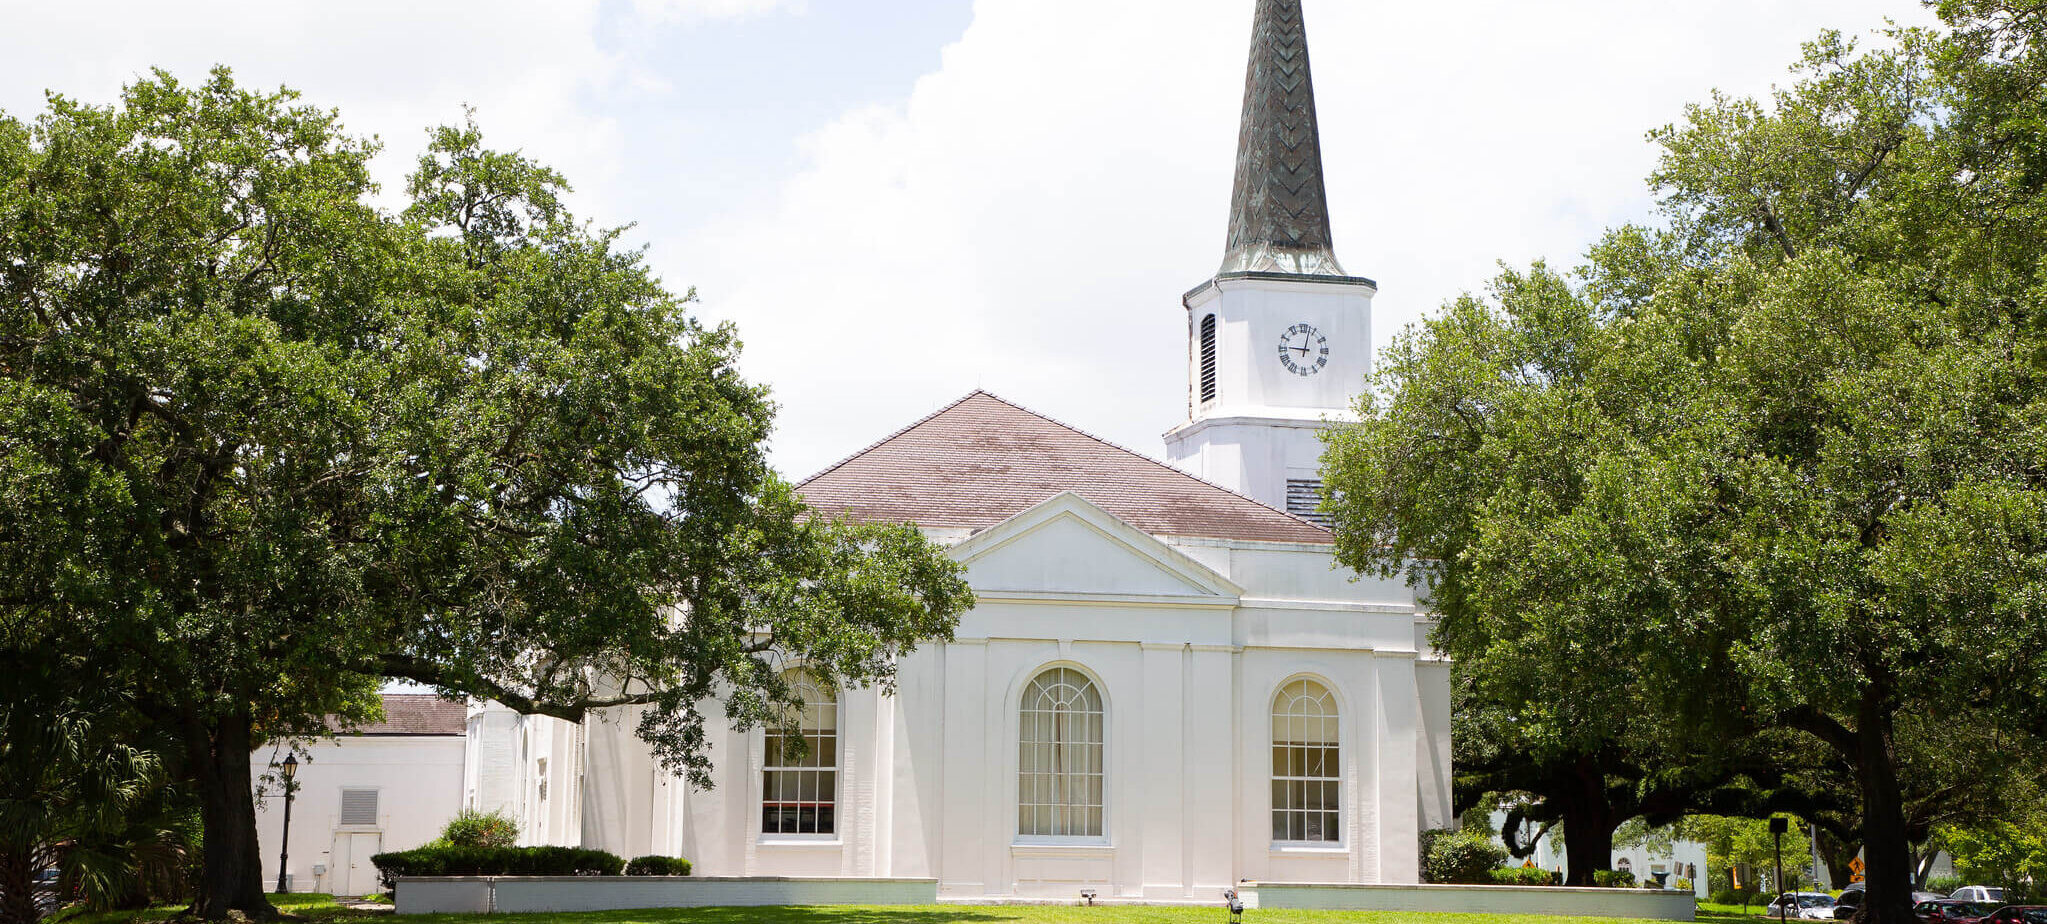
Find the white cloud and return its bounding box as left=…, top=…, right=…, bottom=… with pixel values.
left=684, top=0, right=1938, bottom=479
left=630, top=0, right=804, bottom=24
left=0, top=0, right=654, bottom=220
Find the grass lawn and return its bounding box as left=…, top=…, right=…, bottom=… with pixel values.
left=54, top=894, right=1768, bottom=924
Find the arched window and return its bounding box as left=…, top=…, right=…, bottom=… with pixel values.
left=762, top=672, right=837, bottom=835
left=1018, top=667, right=1104, bottom=838
left=1199, top=314, right=1218, bottom=403
left=1271, top=678, right=1339, bottom=843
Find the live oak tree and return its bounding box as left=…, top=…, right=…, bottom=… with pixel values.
left=0, top=71, right=972, bottom=919
left=1324, top=6, right=2047, bottom=923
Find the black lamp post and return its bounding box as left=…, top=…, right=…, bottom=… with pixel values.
left=275, top=754, right=299, bottom=895
left=1771, top=815, right=1789, bottom=924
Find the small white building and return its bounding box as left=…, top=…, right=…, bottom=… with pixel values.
left=254, top=695, right=468, bottom=898
left=469, top=0, right=1455, bottom=901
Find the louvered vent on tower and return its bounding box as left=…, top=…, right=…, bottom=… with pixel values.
left=1286, top=478, right=1328, bottom=525
left=1199, top=314, right=1218, bottom=404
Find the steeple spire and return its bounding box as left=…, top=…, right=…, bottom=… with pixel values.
left=1220, top=0, right=1344, bottom=277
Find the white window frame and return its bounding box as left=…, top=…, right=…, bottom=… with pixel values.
left=759, top=671, right=839, bottom=842
left=1270, top=677, right=1342, bottom=847
left=1014, top=665, right=1107, bottom=845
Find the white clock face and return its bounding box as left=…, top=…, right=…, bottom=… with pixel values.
left=1276, top=323, right=1329, bottom=376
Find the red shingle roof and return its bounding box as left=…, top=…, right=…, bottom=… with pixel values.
left=331, top=694, right=467, bottom=736
left=796, top=391, right=1331, bottom=544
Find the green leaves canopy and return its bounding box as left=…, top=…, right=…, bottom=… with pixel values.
left=0, top=69, right=970, bottom=917
left=1324, top=6, right=2047, bottom=919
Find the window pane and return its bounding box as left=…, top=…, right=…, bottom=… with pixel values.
left=1271, top=679, right=1340, bottom=842
left=763, top=670, right=837, bottom=834
left=1019, top=668, right=1104, bottom=837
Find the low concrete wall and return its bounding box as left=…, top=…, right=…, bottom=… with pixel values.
left=394, top=876, right=938, bottom=915
left=1243, top=882, right=1697, bottom=920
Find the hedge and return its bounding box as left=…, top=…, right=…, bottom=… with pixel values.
left=1490, top=866, right=1561, bottom=886
left=371, top=845, right=625, bottom=888
left=1421, top=828, right=1510, bottom=884
left=1594, top=869, right=1638, bottom=888
left=624, top=856, right=693, bottom=876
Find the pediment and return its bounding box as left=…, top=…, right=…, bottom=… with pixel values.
left=949, top=492, right=1242, bottom=600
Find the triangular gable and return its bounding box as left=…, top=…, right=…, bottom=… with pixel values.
left=949, top=492, right=1243, bottom=600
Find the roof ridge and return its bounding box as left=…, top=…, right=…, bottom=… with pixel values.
left=795, top=390, right=993, bottom=488
left=936, top=391, right=1329, bottom=535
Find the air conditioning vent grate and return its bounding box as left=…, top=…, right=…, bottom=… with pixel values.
left=339, top=789, right=378, bottom=826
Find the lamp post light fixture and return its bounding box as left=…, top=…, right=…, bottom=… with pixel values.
left=275, top=754, right=299, bottom=895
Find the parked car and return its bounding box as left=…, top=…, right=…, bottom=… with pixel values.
left=1835, top=886, right=1865, bottom=920
left=1770, top=892, right=1838, bottom=919
left=1970, top=906, right=2047, bottom=924
left=1916, top=899, right=2000, bottom=924
left=1953, top=887, right=2008, bottom=904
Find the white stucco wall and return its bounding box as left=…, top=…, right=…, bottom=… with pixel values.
left=550, top=493, right=1452, bottom=901
left=253, top=735, right=465, bottom=897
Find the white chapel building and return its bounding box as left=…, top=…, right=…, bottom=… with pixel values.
left=465, top=0, right=1453, bottom=900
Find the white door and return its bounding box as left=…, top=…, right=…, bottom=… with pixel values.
left=335, top=832, right=382, bottom=897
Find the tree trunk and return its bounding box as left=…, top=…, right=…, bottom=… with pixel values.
left=1558, top=758, right=1619, bottom=887
left=1851, top=688, right=1914, bottom=924
left=186, top=709, right=275, bottom=921
left=0, top=848, right=38, bottom=924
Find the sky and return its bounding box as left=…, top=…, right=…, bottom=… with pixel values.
left=0, top=0, right=1938, bottom=479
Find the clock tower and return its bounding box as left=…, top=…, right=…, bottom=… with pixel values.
left=1165, top=0, right=1376, bottom=521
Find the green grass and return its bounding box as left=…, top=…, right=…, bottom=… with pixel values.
left=55, top=893, right=1730, bottom=924
left=1694, top=904, right=1772, bottom=919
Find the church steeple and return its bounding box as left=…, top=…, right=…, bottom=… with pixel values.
left=1220, top=0, right=1344, bottom=277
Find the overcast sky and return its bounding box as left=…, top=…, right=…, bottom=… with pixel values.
left=1, top=0, right=1936, bottom=479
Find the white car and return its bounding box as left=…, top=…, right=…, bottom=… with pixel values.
left=1769, top=892, right=1838, bottom=919
left=1952, top=886, right=2006, bottom=904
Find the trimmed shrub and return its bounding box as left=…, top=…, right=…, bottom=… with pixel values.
left=440, top=809, right=519, bottom=849
left=1673, top=878, right=1694, bottom=893
left=1422, top=828, right=1510, bottom=884
left=1712, top=886, right=1762, bottom=906
left=1926, top=876, right=1965, bottom=896
left=624, top=856, right=692, bottom=876
left=1490, top=866, right=1560, bottom=886
left=1594, top=869, right=1638, bottom=888
left=370, top=845, right=625, bottom=889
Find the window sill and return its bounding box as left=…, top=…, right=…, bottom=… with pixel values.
left=1269, top=843, right=1348, bottom=855
left=757, top=836, right=842, bottom=848
left=1011, top=841, right=1113, bottom=855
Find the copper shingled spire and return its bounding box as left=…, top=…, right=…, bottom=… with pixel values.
left=1219, top=0, right=1345, bottom=277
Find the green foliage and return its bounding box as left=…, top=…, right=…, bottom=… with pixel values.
left=439, top=810, right=518, bottom=850
left=1924, top=876, right=1964, bottom=896
left=1594, top=870, right=1637, bottom=889
left=0, top=67, right=972, bottom=917
left=0, top=648, right=199, bottom=924
left=1942, top=815, right=2046, bottom=903
left=1490, top=867, right=1561, bottom=886
left=368, top=846, right=625, bottom=889
left=1711, top=887, right=1763, bottom=908
left=1679, top=816, right=1814, bottom=894
left=622, top=856, right=692, bottom=877
left=1323, top=5, right=2047, bottom=913
left=1422, top=829, right=1509, bottom=884
left=1672, top=878, right=1693, bottom=893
